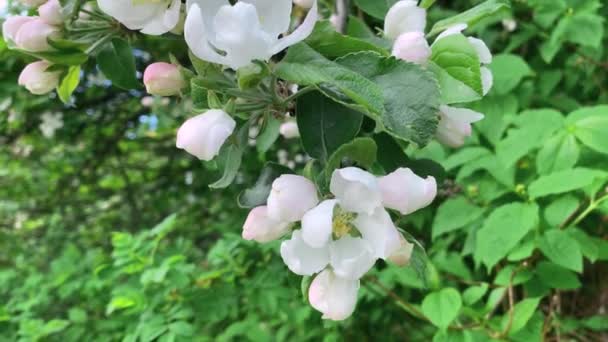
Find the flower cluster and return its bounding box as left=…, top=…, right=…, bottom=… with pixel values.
left=3, top=0, right=64, bottom=95
left=384, top=0, right=489, bottom=148
left=242, top=167, right=437, bottom=320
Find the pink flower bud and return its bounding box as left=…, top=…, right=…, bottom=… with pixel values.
left=242, top=206, right=290, bottom=243
left=387, top=234, right=414, bottom=266
left=39, top=0, right=63, bottom=26
left=436, top=105, right=484, bottom=148
left=176, top=109, right=236, bottom=161
left=18, top=61, right=61, bottom=95
left=377, top=168, right=437, bottom=215
left=14, top=17, right=59, bottom=52
left=391, top=31, right=431, bottom=65
left=279, top=120, right=300, bottom=139
left=143, top=62, right=185, bottom=96
left=384, top=0, right=426, bottom=40
left=2, top=16, right=34, bottom=45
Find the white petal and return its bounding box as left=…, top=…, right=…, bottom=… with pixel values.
left=330, top=167, right=382, bottom=215
left=270, top=0, right=318, bottom=55
left=481, top=66, right=493, bottom=95
left=354, top=207, right=401, bottom=259
left=242, top=206, right=290, bottom=243
left=436, top=105, right=484, bottom=148
left=241, top=0, right=293, bottom=37
left=184, top=4, right=231, bottom=65
left=377, top=168, right=437, bottom=215
left=435, top=23, right=467, bottom=41
left=384, top=0, right=426, bottom=40
left=280, top=230, right=329, bottom=276
left=309, top=269, right=359, bottom=321
left=329, top=236, right=376, bottom=280
left=267, top=174, right=319, bottom=223
left=468, top=37, right=492, bottom=64
left=301, top=200, right=337, bottom=248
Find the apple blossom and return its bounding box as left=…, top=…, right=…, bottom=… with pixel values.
left=176, top=109, right=236, bottom=161
left=2, top=16, right=33, bottom=45
left=308, top=269, right=359, bottom=321
left=330, top=167, right=382, bottom=215
left=18, top=61, right=61, bottom=95
left=98, top=0, right=181, bottom=35
left=38, top=0, right=63, bottom=26
left=436, top=105, right=485, bottom=148
left=39, top=112, right=63, bottom=138
left=388, top=234, right=415, bottom=267
left=301, top=199, right=337, bottom=248
left=280, top=230, right=329, bottom=276
left=377, top=168, right=437, bottom=215
left=384, top=0, right=426, bottom=40
left=267, top=174, right=319, bottom=223
left=279, top=120, right=300, bottom=139
left=184, top=0, right=318, bottom=70
left=143, top=62, right=186, bottom=96
left=392, top=31, right=431, bottom=65
left=242, top=206, right=290, bottom=243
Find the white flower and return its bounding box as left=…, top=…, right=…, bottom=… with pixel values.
left=308, top=269, right=359, bottom=321
left=242, top=206, right=290, bottom=243
left=391, top=31, right=431, bottom=65
left=384, top=0, right=426, bottom=40
left=377, top=168, right=437, bottom=215
left=279, top=120, right=300, bottom=139
left=329, top=236, right=376, bottom=280
left=39, top=0, right=63, bottom=25
left=39, top=112, right=63, bottom=138
left=267, top=174, right=319, bottom=223
left=280, top=230, right=329, bottom=276
left=185, top=0, right=318, bottom=70
left=18, top=61, right=61, bottom=95
left=353, top=207, right=402, bottom=259
left=98, top=0, right=181, bottom=35
left=176, top=109, right=236, bottom=161
left=436, top=105, right=484, bottom=148
left=388, top=234, right=414, bottom=266
left=330, top=167, right=382, bottom=215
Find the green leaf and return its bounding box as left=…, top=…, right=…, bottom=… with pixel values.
left=337, top=52, right=441, bottom=145
left=489, top=54, right=533, bottom=95
left=68, top=308, right=87, bottom=324
left=41, top=319, right=70, bottom=336
left=566, top=106, right=608, bottom=154
left=536, top=132, right=579, bottom=175
left=237, top=163, right=293, bottom=208
left=346, top=16, right=392, bottom=50
left=169, top=321, right=194, bottom=336
left=325, top=137, right=377, bottom=176
left=421, top=288, right=462, bottom=329
left=428, top=0, right=511, bottom=36
left=539, top=229, right=583, bottom=272
left=97, top=38, right=140, bottom=90
left=502, top=298, right=541, bottom=335
left=209, top=144, right=243, bottom=189
left=536, top=261, right=581, bottom=290
left=430, top=34, right=482, bottom=100
left=353, top=0, right=399, bottom=19
left=275, top=43, right=385, bottom=115
left=568, top=228, right=600, bottom=262
left=57, top=65, right=80, bottom=104
left=305, top=20, right=389, bottom=59
left=544, top=195, right=579, bottom=227
left=462, top=283, right=489, bottom=305
left=432, top=197, right=484, bottom=239
left=296, top=91, right=363, bottom=162
left=475, top=203, right=539, bottom=269
left=528, top=168, right=607, bottom=199
left=255, top=114, right=281, bottom=153
left=22, top=49, right=87, bottom=66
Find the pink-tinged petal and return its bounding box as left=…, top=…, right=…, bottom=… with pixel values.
left=309, top=269, right=359, bottom=321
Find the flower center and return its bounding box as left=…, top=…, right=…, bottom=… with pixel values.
left=332, top=206, right=357, bottom=239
